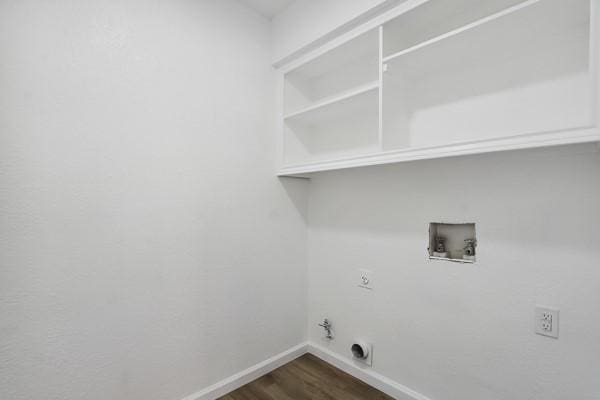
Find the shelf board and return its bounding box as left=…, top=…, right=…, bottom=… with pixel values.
left=278, top=127, right=600, bottom=176
left=429, top=256, right=475, bottom=264
left=284, top=81, right=379, bottom=121
left=382, top=0, right=539, bottom=63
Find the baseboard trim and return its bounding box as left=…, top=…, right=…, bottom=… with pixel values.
left=180, top=341, right=431, bottom=400
left=307, top=342, right=432, bottom=400
left=181, top=342, right=308, bottom=400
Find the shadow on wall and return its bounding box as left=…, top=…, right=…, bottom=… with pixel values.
left=278, top=176, right=310, bottom=224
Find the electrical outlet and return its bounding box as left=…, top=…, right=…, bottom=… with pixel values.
left=357, top=269, right=373, bottom=290
left=535, top=306, right=559, bottom=338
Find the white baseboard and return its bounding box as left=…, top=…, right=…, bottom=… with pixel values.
left=181, top=342, right=308, bottom=400
left=307, top=342, right=432, bottom=400
left=179, top=341, right=431, bottom=400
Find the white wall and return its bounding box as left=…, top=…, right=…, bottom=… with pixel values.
left=307, top=145, right=600, bottom=400
left=272, top=0, right=397, bottom=63
left=0, top=1, right=308, bottom=400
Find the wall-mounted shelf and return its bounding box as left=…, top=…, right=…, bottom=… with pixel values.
left=278, top=127, right=598, bottom=176
left=277, top=0, right=600, bottom=176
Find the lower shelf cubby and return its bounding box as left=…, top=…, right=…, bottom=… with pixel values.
left=283, top=87, right=380, bottom=166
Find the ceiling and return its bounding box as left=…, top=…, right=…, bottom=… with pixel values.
left=238, top=0, right=295, bottom=19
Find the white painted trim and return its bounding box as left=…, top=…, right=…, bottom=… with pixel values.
left=272, top=0, right=410, bottom=68
left=382, top=0, right=540, bottom=63
left=591, top=0, right=600, bottom=126
left=278, top=127, right=600, bottom=176
left=277, top=0, right=430, bottom=73
left=275, top=71, right=286, bottom=176
left=181, top=342, right=308, bottom=400
left=307, top=342, right=433, bottom=400
left=177, top=341, right=432, bottom=400
left=377, top=26, right=384, bottom=150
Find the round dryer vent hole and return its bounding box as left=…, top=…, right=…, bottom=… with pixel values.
left=350, top=341, right=372, bottom=366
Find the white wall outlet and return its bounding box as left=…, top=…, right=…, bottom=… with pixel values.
left=357, top=269, right=373, bottom=290
left=535, top=306, right=559, bottom=338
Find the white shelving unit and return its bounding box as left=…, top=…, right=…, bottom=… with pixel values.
left=277, top=0, right=600, bottom=176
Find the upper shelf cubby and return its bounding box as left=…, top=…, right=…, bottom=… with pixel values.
left=284, top=29, right=380, bottom=117
left=382, top=0, right=593, bottom=150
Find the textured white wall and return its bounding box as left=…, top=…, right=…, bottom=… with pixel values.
left=307, top=145, right=600, bottom=400
left=0, top=1, right=308, bottom=400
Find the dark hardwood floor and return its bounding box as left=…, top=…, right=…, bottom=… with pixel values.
left=218, top=353, right=394, bottom=400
